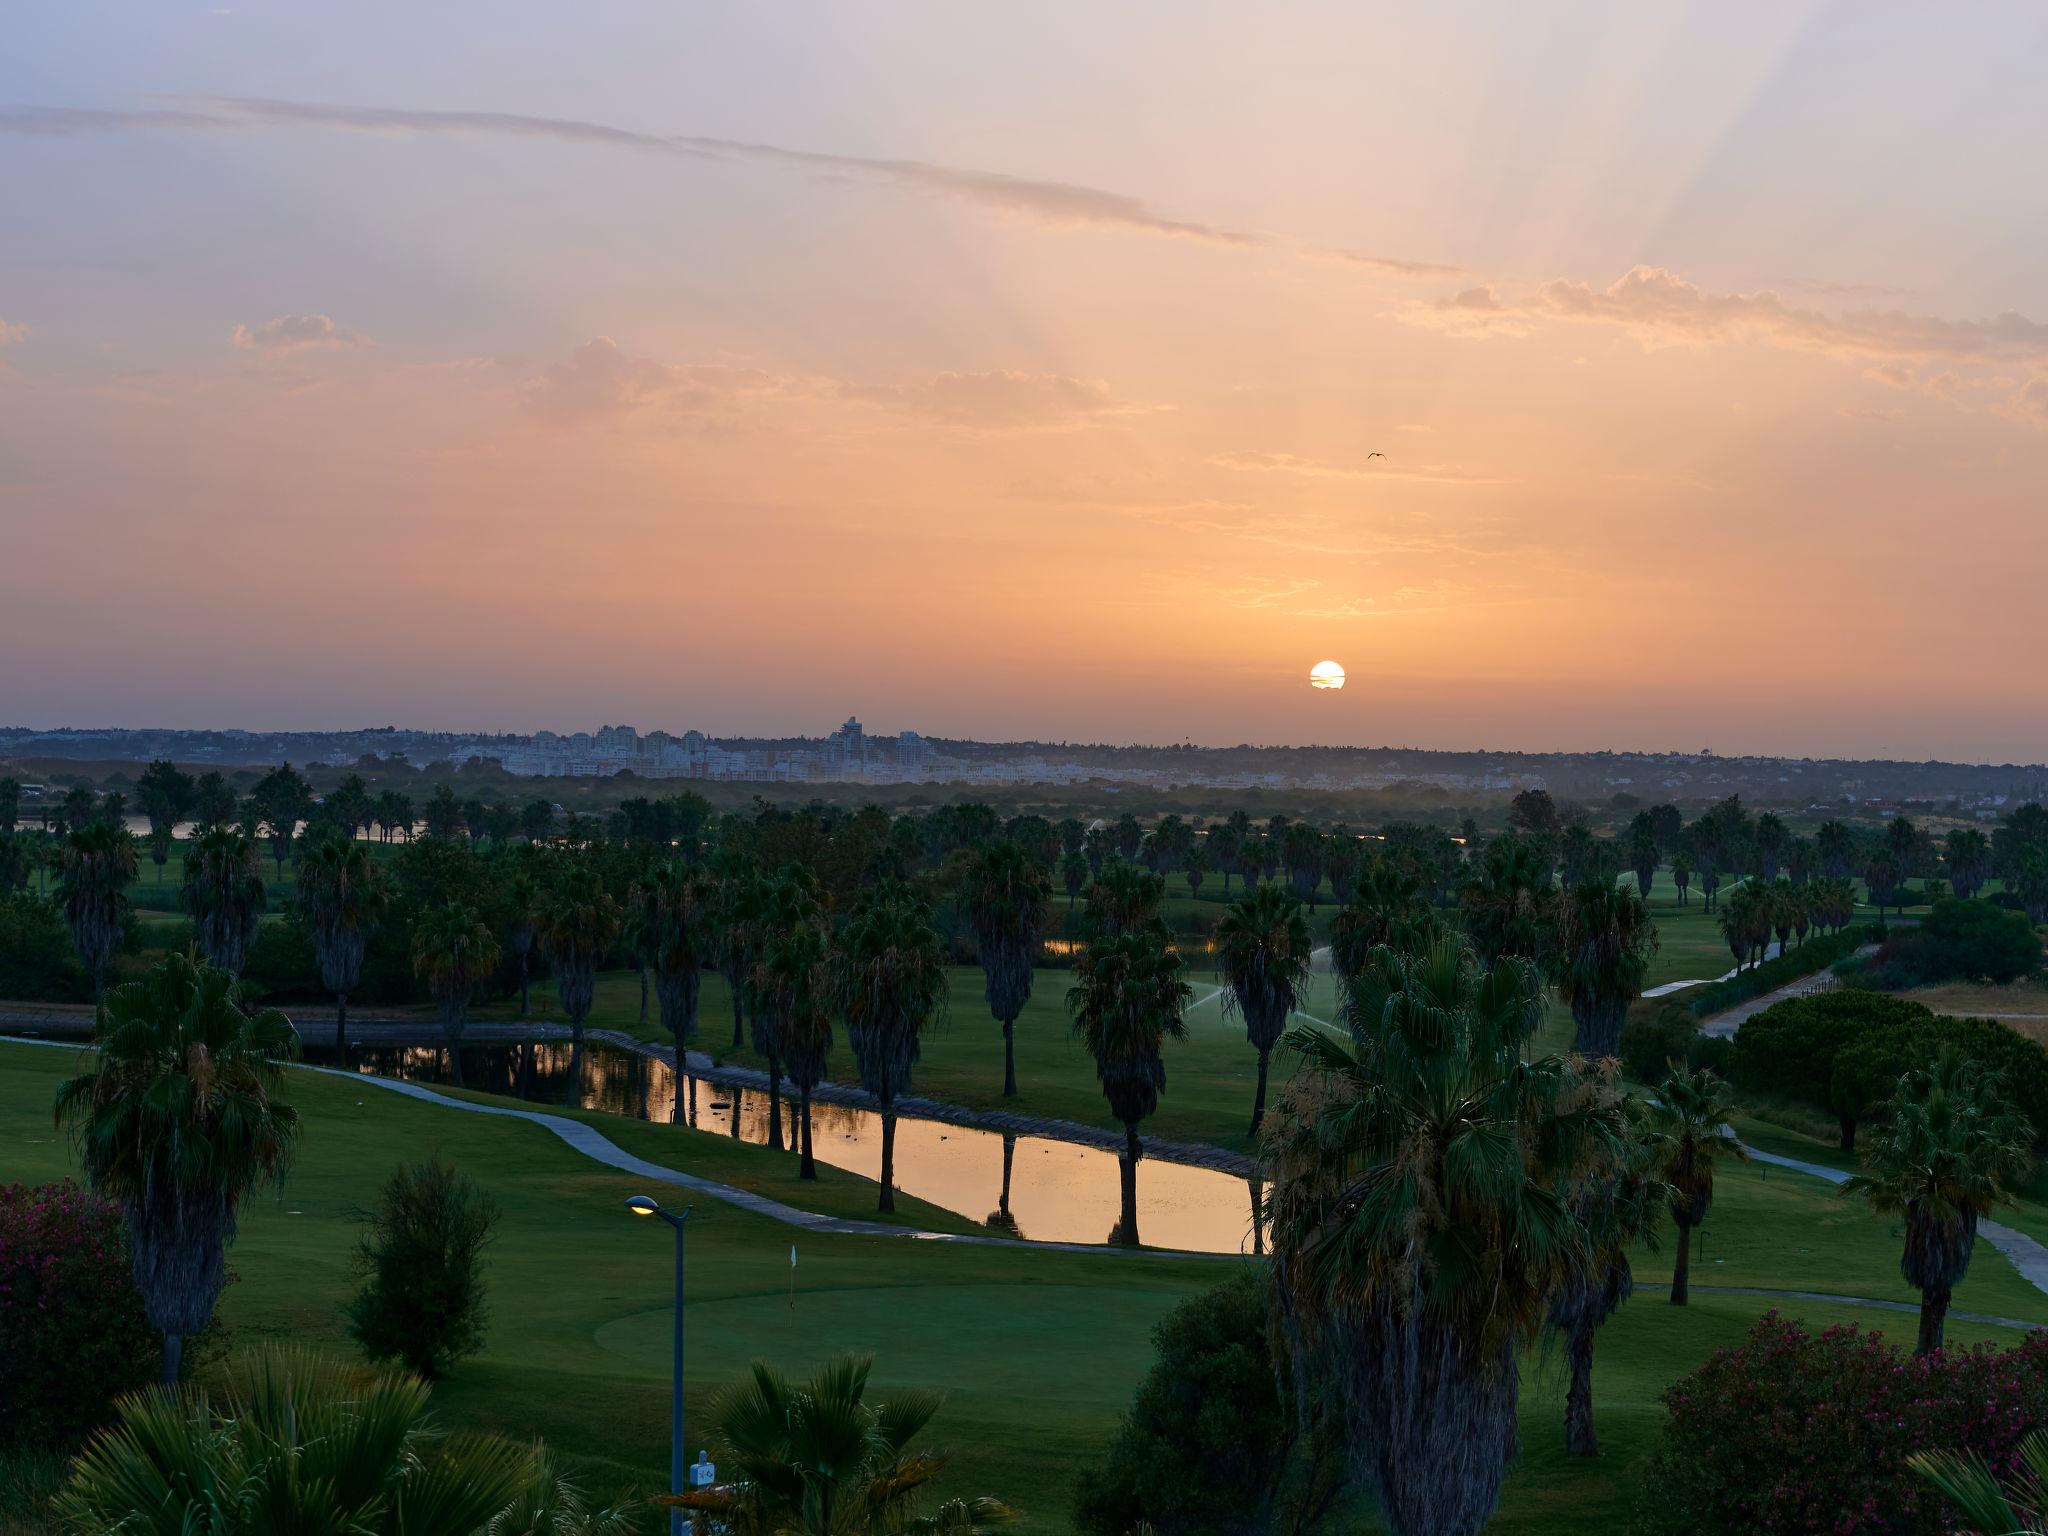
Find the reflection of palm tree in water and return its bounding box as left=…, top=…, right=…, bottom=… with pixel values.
left=984, top=1133, right=1022, bottom=1237
left=729, top=1085, right=745, bottom=1139
left=564, top=1041, right=583, bottom=1107
left=685, top=1074, right=698, bottom=1129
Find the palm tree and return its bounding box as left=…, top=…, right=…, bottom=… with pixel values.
left=661, top=1356, right=1013, bottom=1536
left=1944, top=827, right=1993, bottom=901
left=53, top=950, right=299, bottom=1383
left=58, top=820, right=138, bottom=998
left=641, top=861, right=712, bottom=1092
left=295, top=826, right=385, bottom=1058
left=753, top=866, right=823, bottom=1152
left=1626, top=811, right=1661, bottom=902
left=1652, top=1065, right=1748, bottom=1306
left=1059, top=849, right=1087, bottom=908
left=758, top=916, right=832, bottom=1178
left=1458, top=834, right=1552, bottom=966
left=1912, top=1428, right=2048, bottom=1536
left=502, top=868, right=540, bottom=1017
left=837, top=888, right=946, bottom=1213
left=412, top=901, right=501, bottom=1089
left=709, top=848, right=765, bottom=1051
left=1550, top=877, right=1658, bottom=1059
left=958, top=839, right=1052, bottom=1099
left=1083, top=859, right=1165, bottom=940
left=180, top=825, right=266, bottom=977
left=54, top=1349, right=539, bottom=1535
left=1214, top=884, right=1312, bottom=1134
left=1067, top=929, right=1191, bottom=1246
left=1843, top=1048, right=2032, bottom=1354
left=1265, top=932, right=1617, bottom=1536
left=535, top=868, right=620, bottom=1050
left=1184, top=848, right=1210, bottom=901
left=1329, top=855, right=1436, bottom=986
left=1549, top=1094, right=1667, bottom=1455
left=1670, top=852, right=1692, bottom=906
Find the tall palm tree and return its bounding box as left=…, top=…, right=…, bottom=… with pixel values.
left=1550, top=877, right=1658, bottom=1059
left=709, top=848, right=765, bottom=1051
left=1066, top=929, right=1191, bottom=1246
left=1059, top=849, right=1087, bottom=909
left=1329, top=855, right=1436, bottom=987
left=758, top=917, right=832, bottom=1178
left=502, top=868, right=540, bottom=1017
left=1549, top=1093, right=1667, bottom=1455
left=180, top=825, right=266, bottom=977
left=1626, top=811, right=1661, bottom=902
left=295, top=826, right=386, bottom=1058
left=958, top=839, right=1052, bottom=1099
left=1652, top=1065, right=1748, bottom=1306
left=53, top=950, right=299, bottom=1383
left=753, top=866, right=823, bottom=1153
left=1214, top=884, right=1313, bottom=1134
left=1670, top=852, right=1692, bottom=907
left=1458, top=835, right=1552, bottom=966
left=661, top=1356, right=1012, bottom=1536
left=1083, top=859, right=1165, bottom=940
left=535, top=868, right=620, bottom=1050
left=54, top=1349, right=539, bottom=1535
left=412, top=901, right=501, bottom=1089
left=641, top=861, right=712, bottom=1093
left=1265, top=932, right=1617, bottom=1536
left=836, top=889, right=947, bottom=1214
left=1844, top=1048, right=2032, bottom=1355
left=58, top=820, right=138, bottom=998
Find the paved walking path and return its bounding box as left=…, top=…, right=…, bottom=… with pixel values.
left=1696, top=945, right=1882, bottom=1038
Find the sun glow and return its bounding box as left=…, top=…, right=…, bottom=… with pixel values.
left=1309, top=660, right=1346, bottom=691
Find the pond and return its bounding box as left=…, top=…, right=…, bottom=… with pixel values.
left=308, top=1040, right=1268, bottom=1255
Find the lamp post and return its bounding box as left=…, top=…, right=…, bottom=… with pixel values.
left=626, top=1194, right=693, bottom=1536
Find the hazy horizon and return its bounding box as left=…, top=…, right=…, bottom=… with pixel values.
left=5, top=4, right=2045, bottom=761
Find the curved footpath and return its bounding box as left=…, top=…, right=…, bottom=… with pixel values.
left=3, top=1033, right=2044, bottom=1330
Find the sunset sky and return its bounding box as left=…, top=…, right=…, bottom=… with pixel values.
left=3, top=3, right=2045, bottom=760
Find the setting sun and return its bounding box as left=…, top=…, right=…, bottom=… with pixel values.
left=1309, top=660, right=1347, bottom=691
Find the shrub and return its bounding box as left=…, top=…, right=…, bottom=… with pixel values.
left=0, top=1181, right=159, bottom=1451
left=1917, top=897, right=2042, bottom=984
left=0, top=892, right=87, bottom=1002
left=346, top=1156, right=500, bottom=1380
left=1686, top=923, right=1880, bottom=1017
left=239, top=911, right=325, bottom=1003
left=1619, top=1005, right=1729, bottom=1085
left=1631, top=1311, right=2048, bottom=1536
left=1073, top=1271, right=1342, bottom=1536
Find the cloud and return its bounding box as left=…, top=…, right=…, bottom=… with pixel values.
left=1403, top=265, right=2048, bottom=364
left=2007, top=378, right=2048, bottom=427
left=1216, top=575, right=1510, bottom=620
left=1838, top=405, right=1902, bottom=422
left=1211, top=449, right=1513, bottom=486
left=1320, top=249, right=1467, bottom=279
left=523, top=337, right=791, bottom=422
left=230, top=313, right=370, bottom=353
left=0, top=318, right=24, bottom=347
left=1, top=97, right=1264, bottom=248
left=842, top=370, right=1136, bottom=431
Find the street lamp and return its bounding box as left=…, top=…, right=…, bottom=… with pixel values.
left=626, top=1195, right=693, bottom=1535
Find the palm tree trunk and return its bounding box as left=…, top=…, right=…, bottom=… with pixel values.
left=999, top=1133, right=1015, bottom=1218
left=767, top=1057, right=784, bottom=1151
left=731, top=988, right=745, bottom=1051
left=729, top=1085, right=743, bottom=1139
left=333, top=990, right=348, bottom=1059
left=518, top=960, right=529, bottom=1018
left=161, top=1332, right=183, bottom=1386
left=1002, top=1018, right=1018, bottom=1098
left=1250, top=1045, right=1272, bottom=1135
left=878, top=1105, right=897, bottom=1213
left=673, top=1033, right=687, bottom=1124
left=1564, top=1315, right=1598, bottom=1455
left=1118, top=1122, right=1141, bottom=1247
left=639, top=966, right=649, bottom=1027
left=445, top=1013, right=466, bottom=1088
left=1671, top=1220, right=1694, bottom=1305
left=1250, top=1177, right=1265, bottom=1256
left=1838, top=1113, right=1857, bottom=1153
left=799, top=1086, right=816, bottom=1179
left=1916, top=1286, right=1951, bottom=1356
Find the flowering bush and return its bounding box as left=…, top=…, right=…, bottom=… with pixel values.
left=1632, top=1311, right=2048, bottom=1535
left=0, top=1181, right=158, bottom=1450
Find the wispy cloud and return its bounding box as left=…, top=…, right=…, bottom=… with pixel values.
left=524, top=338, right=794, bottom=423
left=0, top=318, right=26, bottom=347
left=1402, top=265, right=2048, bottom=364
left=841, top=370, right=1144, bottom=432
left=1319, top=249, right=1467, bottom=279
left=1211, top=450, right=1514, bottom=486
left=1, top=96, right=1265, bottom=248
left=230, top=313, right=370, bottom=354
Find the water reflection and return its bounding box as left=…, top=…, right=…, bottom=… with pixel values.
left=313, top=1040, right=1264, bottom=1254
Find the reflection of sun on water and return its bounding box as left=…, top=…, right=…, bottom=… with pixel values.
left=1309, top=659, right=1346, bottom=690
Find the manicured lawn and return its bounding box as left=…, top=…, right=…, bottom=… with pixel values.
left=6, top=1038, right=2040, bottom=1534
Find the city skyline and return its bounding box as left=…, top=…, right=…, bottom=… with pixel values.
left=4, top=5, right=2047, bottom=760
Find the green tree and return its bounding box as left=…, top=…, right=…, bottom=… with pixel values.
left=758, top=912, right=832, bottom=1178
left=180, top=825, right=266, bottom=977
left=837, top=890, right=947, bottom=1214
left=663, top=1355, right=1012, bottom=1536
left=709, top=848, right=766, bottom=1051
left=295, top=826, right=386, bottom=1058
left=1626, top=811, right=1660, bottom=902
left=1215, top=884, right=1313, bottom=1134
left=423, top=783, right=466, bottom=842
left=346, top=1156, right=501, bottom=1381
left=250, top=762, right=313, bottom=875
left=501, top=868, right=540, bottom=1018
left=642, top=861, right=713, bottom=1089
left=53, top=1349, right=537, bottom=1535
left=0, top=776, right=20, bottom=836
left=1068, top=930, right=1191, bottom=1247
left=57, top=821, right=136, bottom=998
left=959, top=839, right=1052, bottom=1098
left=1652, top=1065, right=1748, bottom=1306
left=1060, top=849, right=1088, bottom=909
left=190, top=772, right=237, bottom=832
left=1266, top=932, right=1616, bottom=1536
left=751, top=866, right=823, bottom=1152
left=53, top=950, right=300, bottom=1382
left=1844, top=1048, right=2033, bottom=1355
left=411, top=902, right=501, bottom=1088
left=1459, top=834, right=1552, bottom=966
left=535, top=868, right=620, bottom=1050
left=1549, top=876, right=1658, bottom=1058
left=1084, top=859, right=1165, bottom=941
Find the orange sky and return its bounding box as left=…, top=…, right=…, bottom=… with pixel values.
left=2, top=5, right=2045, bottom=759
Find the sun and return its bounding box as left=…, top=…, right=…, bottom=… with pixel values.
left=1309, top=659, right=1346, bottom=691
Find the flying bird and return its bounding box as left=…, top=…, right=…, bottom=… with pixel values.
left=1366, top=451, right=1386, bottom=460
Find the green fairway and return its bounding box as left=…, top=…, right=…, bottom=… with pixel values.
left=6, top=1036, right=2043, bottom=1534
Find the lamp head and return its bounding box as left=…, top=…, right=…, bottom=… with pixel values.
left=625, top=1195, right=661, bottom=1218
